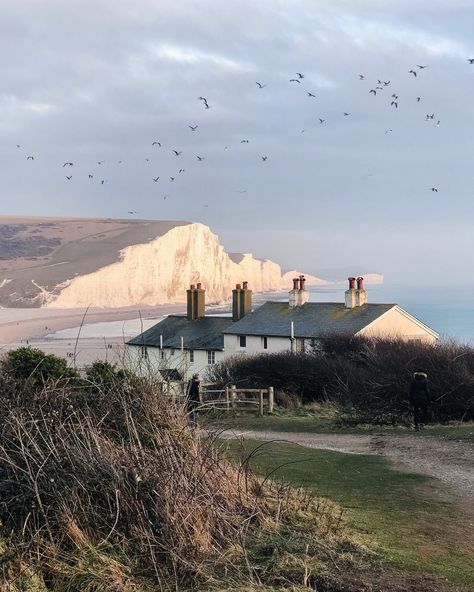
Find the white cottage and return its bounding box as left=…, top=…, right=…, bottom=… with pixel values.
left=127, top=277, right=439, bottom=381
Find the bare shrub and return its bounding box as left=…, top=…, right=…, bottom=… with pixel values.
left=208, top=335, right=474, bottom=424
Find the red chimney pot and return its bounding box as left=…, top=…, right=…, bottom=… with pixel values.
left=348, top=277, right=356, bottom=290
left=190, top=284, right=195, bottom=290
left=242, top=281, right=248, bottom=290
left=236, top=283, right=241, bottom=290
left=196, top=282, right=202, bottom=290
left=292, top=277, right=299, bottom=290
left=299, top=276, right=306, bottom=290
left=356, top=277, right=364, bottom=290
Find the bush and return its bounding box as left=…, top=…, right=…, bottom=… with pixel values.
left=207, top=335, right=474, bottom=424
left=2, top=346, right=79, bottom=388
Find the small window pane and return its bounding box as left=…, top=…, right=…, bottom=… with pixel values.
left=239, top=335, right=246, bottom=348
left=263, top=337, right=268, bottom=349
left=189, top=350, right=194, bottom=363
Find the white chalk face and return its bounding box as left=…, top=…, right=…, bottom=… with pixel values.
left=1, top=1, right=473, bottom=283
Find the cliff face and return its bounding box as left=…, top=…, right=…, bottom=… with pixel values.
left=48, top=223, right=327, bottom=308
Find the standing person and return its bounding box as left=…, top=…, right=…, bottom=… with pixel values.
left=186, top=373, right=201, bottom=427
left=409, top=369, right=430, bottom=431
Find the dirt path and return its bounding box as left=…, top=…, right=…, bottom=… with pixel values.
left=220, top=429, right=474, bottom=514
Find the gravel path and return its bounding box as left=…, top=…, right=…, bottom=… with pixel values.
left=220, top=429, right=474, bottom=513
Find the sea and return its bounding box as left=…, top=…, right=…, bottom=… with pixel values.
left=305, top=283, right=474, bottom=344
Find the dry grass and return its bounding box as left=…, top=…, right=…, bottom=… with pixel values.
left=0, top=371, right=370, bottom=592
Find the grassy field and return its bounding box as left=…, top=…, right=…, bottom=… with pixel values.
left=220, top=438, right=474, bottom=586
left=207, top=406, right=474, bottom=441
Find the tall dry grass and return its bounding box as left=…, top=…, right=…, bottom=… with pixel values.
left=0, top=369, right=367, bottom=591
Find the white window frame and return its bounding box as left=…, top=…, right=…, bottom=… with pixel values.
left=207, top=350, right=216, bottom=364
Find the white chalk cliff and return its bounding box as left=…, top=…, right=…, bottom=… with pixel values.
left=48, top=223, right=328, bottom=308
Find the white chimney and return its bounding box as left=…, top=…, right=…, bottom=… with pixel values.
left=345, top=276, right=368, bottom=309
left=289, top=276, right=309, bottom=307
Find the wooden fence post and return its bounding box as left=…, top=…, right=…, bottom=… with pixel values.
left=259, top=389, right=264, bottom=416
left=268, top=386, right=274, bottom=414
left=231, top=385, right=237, bottom=409
left=225, top=386, right=230, bottom=411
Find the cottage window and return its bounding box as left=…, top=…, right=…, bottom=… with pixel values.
left=140, top=346, right=148, bottom=359
left=160, top=349, right=165, bottom=360
left=263, top=336, right=268, bottom=350
left=207, top=350, right=216, bottom=364
left=239, top=335, right=247, bottom=348
left=189, top=350, right=194, bottom=363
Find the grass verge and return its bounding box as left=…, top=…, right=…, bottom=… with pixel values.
left=220, top=438, right=474, bottom=587
left=207, top=406, right=474, bottom=441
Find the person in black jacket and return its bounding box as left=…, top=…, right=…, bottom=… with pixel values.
left=186, top=373, right=201, bottom=427
left=409, top=369, right=430, bottom=431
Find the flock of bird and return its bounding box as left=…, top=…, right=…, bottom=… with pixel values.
left=14, top=57, right=474, bottom=208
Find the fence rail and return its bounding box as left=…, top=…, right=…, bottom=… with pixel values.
left=201, top=385, right=274, bottom=416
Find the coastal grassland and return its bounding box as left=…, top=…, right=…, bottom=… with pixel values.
left=220, top=439, right=474, bottom=587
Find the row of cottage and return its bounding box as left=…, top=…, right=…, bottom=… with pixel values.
left=127, top=276, right=439, bottom=382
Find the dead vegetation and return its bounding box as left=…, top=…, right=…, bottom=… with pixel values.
left=0, top=367, right=371, bottom=591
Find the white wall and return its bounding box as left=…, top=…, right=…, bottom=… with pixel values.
left=223, top=334, right=293, bottom=356
left=359, top=307, right=438, bottom=344
left=127, top=345, right=225, bottom=380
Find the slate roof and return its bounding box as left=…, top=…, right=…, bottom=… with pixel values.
left=221, top=301, right=397, bottom=338
left=127, top=315, right=234, bottom=350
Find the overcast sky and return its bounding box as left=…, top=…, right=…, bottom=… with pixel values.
left=1, top=0, right=473, bottom=283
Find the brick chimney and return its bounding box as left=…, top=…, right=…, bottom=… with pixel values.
left=187, top=283, right=206, bottom=320
left=232, top=281, right=252, bottom=321
left=289, top=276, right=309, bottom=308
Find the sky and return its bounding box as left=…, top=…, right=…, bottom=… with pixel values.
left=1, top=0, right=473, bottom=284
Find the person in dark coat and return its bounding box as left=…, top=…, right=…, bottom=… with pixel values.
left=409, top=369, right=430, bottom=431
left=186, top=373, right=201, bottom=427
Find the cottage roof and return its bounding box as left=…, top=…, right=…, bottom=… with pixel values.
left=127, top=315, right=234, bottom=350
left=221, top=301, right=397, bottom=338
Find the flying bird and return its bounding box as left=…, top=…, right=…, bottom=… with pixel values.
left=425, top=113, right=435, bottom=121
left=88, top=174, right=93, bottom=178
left=358, top=74, right=365, bottom=80
left=153, top=177, right=160, bottom=182
left=296, top=72, right=304, bottom=79
left=391, top=94, right=399, bottom=99
left=172, top=150, right=182, bottom=156
left=189, top=125, right=198, bottom=131
left=369, top=89, right=377, bottom=95
left=343, top=112, right=351, bottom=116
left=417, top=64, right=428, bottom=69
left=383, top=81, right=391, bottom=86
left=178, top=168, right=185, bottom=173
left=62, top=162, right=73, bottom=167
left=289, top=78, right=301, bottom=83
left=16, top=144, right=20, bottom=148
left=240, top=139, right=249, bottom=143
left=429, top=187, right=438, bottom=192
left=170, top=177, right=175, bottom=181
left=261, top=155, right=268, bottom=161
left=255, top=82, right=266, bottom=88
left=198, top=96, right=210, bottom=109
left=468, top=58, right=474, bottom=64
left=385, top=129, right=393, bottom=134
left=65, top=176, right=72, bottom=180
left=318, top=118, right=325, bottom=124
left=128, top=211, right=138, bottom=214
left=26, top=156, right=34, bottom=160
left=409, top=69, right=417, bottom=77
left=152, top=141, right=161, bottom=146
left=307, top=92, right=316, bottom=98
left=101, top=180, right=105, bottom=185
left=196, top=155, right=205, bottom=161
left=97, top=160, right=105, bottom=165
left=145, top=158, right=150, bottom=162
left=417, top=97, right=421, bottom=102
left=391, top=101, right=398, bottom=108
